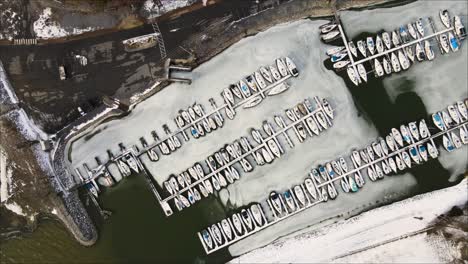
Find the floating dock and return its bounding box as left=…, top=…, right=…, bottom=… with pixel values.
left=197, top=100, right=468, bottom=254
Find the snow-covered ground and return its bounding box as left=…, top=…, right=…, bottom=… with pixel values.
left=141, top=0, right=197, bottom=19
left=0, top=147, right=12, bottom=203
left=231, top=179, right=467, bottom=263
left=341, top=0, right=468, bottom=183
left=33, top=8, right=99, bottom=39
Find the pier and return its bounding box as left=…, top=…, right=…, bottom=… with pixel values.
left=197, top=102, right=468, bottom=254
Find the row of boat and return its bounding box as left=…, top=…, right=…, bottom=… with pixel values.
left=432, top=100, right=468, bottom=151
left=200, top=203, right=267, bottom=250
left=221, top=57, right=299, bottom=113
left=198, top=99, right=468, bottom=255
left=163, top=97, right=335, bottom=213
left=174, top=102, right=225, bottom=140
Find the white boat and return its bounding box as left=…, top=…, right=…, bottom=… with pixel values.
left=416, top=18, right=425, bottom=37
left=408, top=122, right=420, bottom=141
left=224, top=169, right=233, bottom=184
left=175, top=114, right=185, bottom=128
left=374, top=59, right=384, bottom=77
left=451, top=132, right=462, bottom=148
left=439, top=34, right=450, bottom=53
left=460, top=126, right=468, bottom=144
left=388, top=157, right=397, bottom=173
left=204, top=180, right=213, bottom=194
left=212, top=175, right=221, bottom=191
left=270, top=192, right=283, bottom=215
left=305, top=179, right=317, bottom=200
left=406, top=46, right=415, bottom=62
left=194, top=104, right=204, bottom=117
left=382, top=160, right=391, bottom=175
left=267, top=140, right=281, bottom=158
left=400, top=124, right=412, bottom=145
left=357, top=40, right=367, bottom=57
left=392, top=127, right=404, bottom=147
left=351, top=150, right=362, bottom=168
left=419, top=119, right=429, bottom=138
left=372, top=142, right=383, bottom=158
left=415, top=42, right=425, bottom=61
left=250, top=204, right=264, bottom=227
left=396, top=155, right=406, bottom=171
left=347, top=67, right=360, bottom=86
left=240, top=209, right=253, bottom=230
left=254, top=71, right=267, bottom=90
left=399, top=25, right=409, bottom=42
left=180, top=194, right=191, bottom=208
left=306, top=117, right=320, bottom=135
left=366, top=145, right=375, bottom=161
left=187, top=189, right=197, bottom=204
left=188, top=107, right=197, bottom=121
left=269, top=65, right=282, bottom=81
left=296, top=123, right=307, bottom=140
left=294, top=185, right=306, bottom=206
left=231, top=84, right=243, bottom=99
left=245, top=75, right=258, bottom=92
left=284, top=190, right=296, bottom=211
left=367, top=167, right=377, bottom=181
left=427, top=141, right=438, bottom=159
left=276, top=58, right=288, bottom=77
left=376, top=35, right=384, bottom=53
left=322, top=30, right=340, bottom=41
left=457, top=101, right=468, bottom=120
left=117, top=159, right=131, bottom=176
left=326, top=46, right=345, bottom=56
left=331, top=160, right=343, bottom=175
left=454, top=15, right=466, bottom=39
left=254, top=151, right=265, bottom=166
left=433, top=112, right=446, bottom=131
left=348, top=42, right=358, bottom=57
left=357, top=64, right=367, bottom=82
left=330, top=52, right=348, bottom=63
left=359, top=149, right=370, bottom=164
left=312, top=168, right=324, bottom=182
left=424, top=40, right=435, bottom=60
left=221, top=219, right=233, bottom=240
left=340, top=179, right=350, bottom=193
left=267, top=82, right=289, bottom=96
left=448, top=32, right=459, bottom=52
left=392, top=31, right=400, bottom=47
left=386, top=134, right=396, bottom=152
left=321, top=188, right=329, bottom=202
left=231, top=166, right=240, bottom=180
left=201, top=230, right=213, bottom=249
left=441, top=110, right=453, bottom=128
left=199, top=184, right=209, bottom=197
left=325, top=162, right=336, bottom=178
left=418, top=145, right=428, bottom=162
left=321, top=23, right=337, bottom=34
left=315, top=111, right=328, bottom=130
left=354, top=173, right=365, bottom=188
left=391, top=52, right=401, bottom=73
left=243, top=95, right=262, bottom=109
left=232, top=214, right=244, bottom=235
left=398, top=50, right=410, bottom=70
left=164, top=181, right=174, bottom=195
left=382, top=32, right=391, bottom=49
left=240, top=158, right=253, bottom=173
left=225, top=106, right=235, bottom=120
left=285, top=57, right=299, bottom=76
left=183, top=171, right=192, bottom=184
left=380, top=138, right=389, bottom=155
left=211, top=224, right=223, bottom=245
left=322, top=98, right=334, bottom=119
left=448, top=105, right=461, bottom=124
left=333, top=60, right=350, bottom=69
left=238, top=80, right=251, bottom=98
left=407, top=23, right=417, bottom=39
left=382, top=57, right=392, bottom=75
left=260, top=66, right=273, bottom=83
left=402, top=151, right=412, bottom=168
left=366, top=37, right=375, bottom=55
left=443, top=134, right=455, bottom=152
left=147, top=148, right=159, bottom=162
left=328, top=184, right=337, bottom=200
left=439, top=9, right=451, bottom=28
left=409, top=146, right=421, bottom=164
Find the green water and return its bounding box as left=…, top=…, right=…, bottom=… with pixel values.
left=1, top=175, right=228, bottom=263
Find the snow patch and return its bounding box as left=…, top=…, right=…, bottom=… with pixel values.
left=33, top=8, right=98, bottom=39
left=232, top=179, right=467, bottom=263
left=5, top=201, right=26, bottom=216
